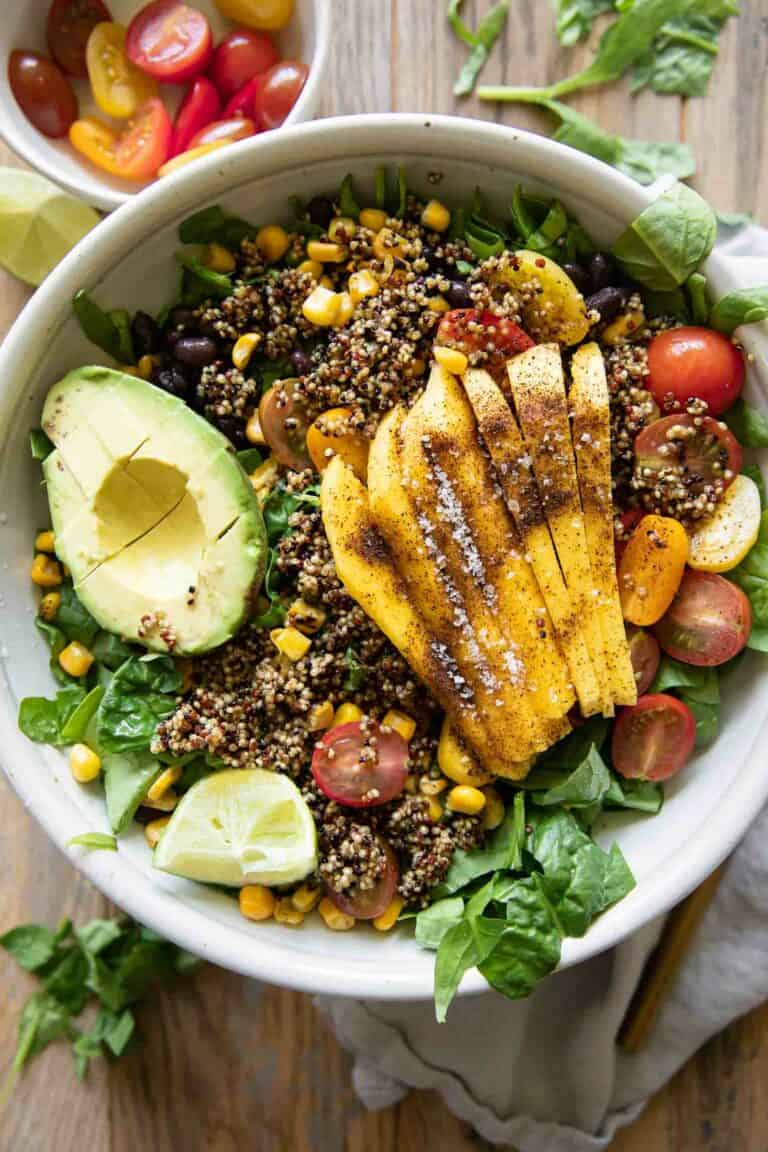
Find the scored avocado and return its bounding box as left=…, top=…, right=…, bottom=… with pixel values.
left=41, top=366, right=267, bottom=655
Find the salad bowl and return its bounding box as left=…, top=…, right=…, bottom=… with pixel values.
left=1, top=114, right=767, bottom=1001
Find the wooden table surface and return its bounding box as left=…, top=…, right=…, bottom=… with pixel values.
left=2, top=3, right=768, bottom=1149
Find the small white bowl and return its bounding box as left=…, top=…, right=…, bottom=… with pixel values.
left=1, top=115, right=767, bottom=1001
left=0, top=0, right=330, bottom=211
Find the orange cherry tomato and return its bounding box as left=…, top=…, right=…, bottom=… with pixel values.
left=618, top=514, right=689, bottom=627
left=187, top=116, right=256, bottom=148
left=86, top=22, right=157, bottom=119
left=306, top=408, right=369, bottom=481
left=213, top=0, right=295, bottom=31
left=70, top=98, right=171, bottom=181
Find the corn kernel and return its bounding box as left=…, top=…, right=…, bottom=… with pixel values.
left=309, top=700, right=335, bottom=730
left=359, top=207, right=388, bottom=232
left=239, top=884, right=275, bottom=921
left=37, top=593, right=62, bottom=628
left=117, top=363, right=141, bottom=377
left=421, top=199, right=451, bottom=233
left=250, top=458, right=279, bottom=503
left=35, top=530, right=56, bottom=553
left=274, top=896, right=304, bottom=925
left=136, top=354, right=161, bottom=379
left=319, top=275, right=334, bottom=290
left=31, top=553, right=62, bottom=588
left=373, top=895, right=404, bottom=932
left=256, top=224, right=290, bottom=264
left=245, top=411, right=266, bottom=446
left=331, top=291, right=355, bottom=327
left=318, top=897, right=355, bottom=931
left=288, top=598, right=326, bottom=634
left=419, top=775, right=448, bottom=796
left=602, top=306, right=646, bottom=347
left=426, top=797, right=444, bottom=823
left=446, top=785, right=486, bottom=815
left=427, top=296, right=450, bottom=314
left=382, top=708, right=416, bottom=742
left=438, top=719, right=493, bottom=786
left=204, top=242, right=236, bottom=273
left=333, top=701, right=363, bottom=726
left=69, top=743, right=101, bottom=783
left=144, top=817, right=170, bottom=849
left=348, top=269, right=380, bottom=305
left=302, top=284, right=342, bottom=327
left=434, top=346, right=469, bottom=375
left=59, top=641, right=94, bottom=678
left=328, top=216, right=356, bottom=241
left=372, top=228, right=406, bottom=261
left=405, top=357, right=426, bottom=379
left=307, top=240, right=347, bottom=264
left=404, top=773, right=418, bottom=794
left=482, top=786, right=505, bottom=831
left=143, top=789, right=179, bottom=812
left=298, top=258, right=323, bottom=278
left=291, top=884, right=322, bottom=913
left=233, top=332, right=262, bottom=371
left=146, top=764, right=182, bottom=804
left=270, top=626, right=312, bottom=662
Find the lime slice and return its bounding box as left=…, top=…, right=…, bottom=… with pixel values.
left=153, top=769, right=318, bottom=887
left=0, top=168, right=100, bottom=286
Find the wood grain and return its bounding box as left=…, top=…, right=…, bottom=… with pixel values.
left=1, top=1, right=768, bottom=1148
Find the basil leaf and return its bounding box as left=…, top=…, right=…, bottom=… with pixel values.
left=415, top=896, right=465, bottom=949
left=96, top=655, right=181, bottom=755
left=338, top=174, right=360, bottom=220
left=178, top=205, right=255, bottom=247
left=710, top=286, right=768, bottom=335
left=437, top=792, right=525, bottom=895
left=612, top=182, right=716, bottom=291
left=30, top=428, right=54, bottom=461
left=553, top=0, right=614, bottom=45
left=68, top=832, right=118, bottom=852
left=0, top=925, right=58, bottom=972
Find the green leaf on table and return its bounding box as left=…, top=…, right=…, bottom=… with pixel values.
left=612, top=182, right=716, bottom=291
left=710, top=286, right=768, bottom=335
left=631, top=2, right=741, bottom=99
left=449, top=0, right=510, bottom=97
left=0, top=925, right=58, bottom=972
left=552, top=0, right=615, bottom=45
left=178, top=205, right=255, bottom=247
left=96, top=654, right=181, bottom=755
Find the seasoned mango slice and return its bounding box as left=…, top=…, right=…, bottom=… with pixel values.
left=496, top=250, right=590, bottom=346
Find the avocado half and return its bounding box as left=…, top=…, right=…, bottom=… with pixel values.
left=42, top=367, right=267, bottom=655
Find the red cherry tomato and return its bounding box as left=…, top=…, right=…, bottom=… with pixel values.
left=634, top=414, right=742, bottom=499
left=626, top=627, right=661, bottom=696
left=170, top=76, right=220, bottom=156
left=647, top=327, right=745, bottom=417
left=223, top=75, right=262, bottom=118
left=253, top=59, right=308, bottom=129
left=126, top=0, right=212, bottom=84
left=325, top=838, right=400, bottom=920
left=437, top=308, right=535, bottom=377
left=612, top=694, right=696, bottom=782
left=188, top=116, right=256, bottom=148
left=311, top=721, right=410, bottom=808
left=47, top=0, right=111, bottom=77
left=653, top=569, right=751, bottom=667
left=259, top=380, right=311, bottom=471
left=210, top=29, right=278, bottom=99
left=8, top=50, right=78, bottom=138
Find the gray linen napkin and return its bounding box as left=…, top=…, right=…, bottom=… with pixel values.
left=317, top=223, right=768, bottom=1149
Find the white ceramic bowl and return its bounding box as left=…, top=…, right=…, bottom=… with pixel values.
left=0, top=0, right=330, bottom=211
left=1, top=115, right=767, bottom=1000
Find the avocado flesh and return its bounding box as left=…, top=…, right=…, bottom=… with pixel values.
left=42, top=367, right=267, bottom=655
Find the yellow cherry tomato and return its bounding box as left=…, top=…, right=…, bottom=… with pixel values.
left=86, top=22, right=157, bottom=119
left=619, top=514, right=690, bottom=627
left=213, top=0, right=295, bottom=30
left=157, top=140, right=231, bottom=177
left=306, top=407, right=370, bottom=481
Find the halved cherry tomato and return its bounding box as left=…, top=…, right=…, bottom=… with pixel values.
left=158, top=140, right=229, bottom=176
left=647, top=326, right=745, bottom=417
left=86, top=22, right=157, bottom=119
left=8, top=51, right=78, bottom=138
left=47, top=0, right=111, bottom=77
left=213, top=0, right=295, bottom=31
left=626, top=627, right=661, bottom=696
left=170, top=76, right=221, bottom=157
left=253, top=60, right=308, bottom=130
left=69, top=98, right=171, bottom=181
left=612, top=694, right=696, bottom=782
left=634, top=415, right=742, bottom=501
left=437, top=308, right=534, bottom=377
left=653, top=569, right=752, bottom=667
left=210, top=29, right=278, bottom=99
left=312, top=721, right=409, bottom=807
left=223, top=76, right=262, bottom=119
left=188, top=116, right=256, bottom=148
left=126, top=0, right=212, bottom=84
left=618, top=514, right=690, bottom=627
left=306, top=407, right=370, bottom=481
left=326, top=838, right=400, bottom=920
left=259, top=380, right=311, bottom=471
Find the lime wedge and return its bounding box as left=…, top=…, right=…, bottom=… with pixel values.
left=0, top=168, right=100, bottom=286
left=153, top=769, right=318, bottom=887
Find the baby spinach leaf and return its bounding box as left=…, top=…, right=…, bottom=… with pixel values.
left=723, top=400, right=768, bottom=448
left=532, top=744, right=611, bottom=809
left=464, top=215, right=506, bottom=259
left=73, top=291, right=136, bottom=363
left=60, top=685, right=104, bottom=745
left=651, top=656, right=720, bottom=746
left=437, top=792, right=525, bottom=895
left=452, top=0, right=510, bottom=96
left=175, top=250, right=233, bottom=306
left=236, top=447, right=262, bottom=473
left=717, top=210, right=752, bottom=228
left=631, top=2, right=740, bottom=98
left=252, top=548, right=286, bottom=629
left=710, top=286, right=768, bottom=335
left=338, top=174, right=360, bottom=220
left=0, top=925, right=58, bottom=972
left=612, top=182, right=716, bottom=291
left=553, top=0, right=614, bottom=45
left=18, top=684, right=87, bottom=745
left=601, top=843, right=637, bottom=907
left=68, top=832, right=118, bottom=852
left=731, top=510, right=768, bottom=652
left=91, top=631, right=136, bottom=671
left=56, top=584, right=100, bottom=646
left=374, top=166, right=388, bottom=210
left=477, top=876, right=563, bottom=1001
left=30, top=428, right=54, bottom=461
left=178, top=205, right=255, bottom=247
left=687, top=272, right=710, bottom=325
left=96, top=655, right=181, bottom=754
left=434, top=915, right=504, bottom=1021
left=604, top=775, right=663, bottom=813
left=415, top=896, right=465, bottom=949
left=103, top=750, right=164, bottom=834
left=261, top=481, right=321, bottom=545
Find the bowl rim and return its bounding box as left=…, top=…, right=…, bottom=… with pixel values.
left=2, top=112, right=767, bottom=1000
left=0, top=0, right=332, bottom=212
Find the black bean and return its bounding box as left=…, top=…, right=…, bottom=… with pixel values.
left=562, top=263, right=589, bottom=294
left=290, top=347, right=313, bottom=376
left=588, top=252, right=616, bottom=293
left=585, top=286, right=624, bottom=324
left=153, top=367, right=190, bottom=398
left=445, top=280, right=473, bottom=309
left=131, top=310, right=160, bottom=357
left=215, top=416, right=243, bottom=444
left=307, top=196, right=334, bottom=228
left=174, top=335, right=218, bottom=367
left=167, top=306, right=196, bottom=331
left=165, top=329, right=181, bottom=352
